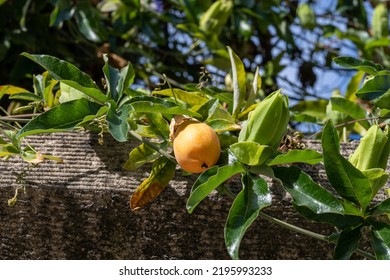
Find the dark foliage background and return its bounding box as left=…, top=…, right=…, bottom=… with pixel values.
left=0, top=0, right=389, bottom=100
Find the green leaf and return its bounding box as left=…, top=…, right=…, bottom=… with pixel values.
left=227, top=46, right=246, bottom=120
left=16, top=98, right=102, bottom=140
left=186, top=161, right=245, bottom=213
left=126, top=96, right=202, bottom=118
left=49, top=0, right=73, bottom=27
left=365, top=38, right=390, bottom=50
left=349, top=125, right=389, bottom=171
left=329, top=97, right=370, bottom=129
left=144, top=113, right=170, bottom=139
left=345, top=71, right=365, bottom=101
left=106, top=102, right=131, bottom=142
left=62, top=80, right=107, bottom=104
left=0, top=144, right=20, bottom=157
left=102, top=54, right=134, bottom=102
left=195, top=98, right=219, bottom=121
left=75, top=6, right=103, bottom=43
left=370, top=221, right=390, bottom=260
left=273, top=166, right=344, bottom=214
left=59, top=82, right=95, bottom=103
left=293, top=203, right=364, bottom=229
left=322, top=120, right=372, bottom=210
left=370, top=198, right=390, bottom=216
left=21, top=53, right=107, bottom=103
left=362, top=169, right=389, bottom=199
left=103, top=54, right=121, bottom=101
left=372, top=3, right=388, bottom=39
left=123, top=143, right=162, bottom=170
left=130, top=157, right=176, bottom=210
left=297, top=3, right=316, bottom=29
left=268, top=149, right=322, bottom=166
left=356, top=75, right=390, bottom=109
left=153, top=88, right=208, bottom=107
left=230, top=141, right=273, bottom=166
left=290, top=99, right=328, bottom=120
left=0, top=85, right=30, bottom=97
left=9, top=92, right=41, bottom=102
left=333, top=56, right=386, bottom=75
left=225, top=173, right=271, bottom=259
left=333, top=226, right=362, bottom=260
left=207, top=118, right=241, bottom=133
left=117, top=61, right=135, bottom=97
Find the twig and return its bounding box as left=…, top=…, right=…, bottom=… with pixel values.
left=308, top=116, right=390, bottom=139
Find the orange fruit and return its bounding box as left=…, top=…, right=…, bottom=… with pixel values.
left=173, top=120, right=221, bottom=173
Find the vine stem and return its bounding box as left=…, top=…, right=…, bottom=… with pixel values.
left=258, top=211, right=328, bottom=241
left=308, top=116, right=389, bottom=139
left=221, top=184, right=375, bottom=260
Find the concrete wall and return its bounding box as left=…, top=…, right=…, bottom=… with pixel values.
left=0, top=132, right=386, bottom=259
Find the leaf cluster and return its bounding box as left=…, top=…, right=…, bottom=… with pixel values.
left=0, top=48, right=389, bottom=260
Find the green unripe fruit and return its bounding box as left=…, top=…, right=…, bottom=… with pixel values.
left=238, top=90, right=289, bottom=150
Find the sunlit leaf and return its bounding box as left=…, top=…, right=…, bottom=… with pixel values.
left=362, top=168, right=389, bottom=199
left=230, top=141, right=273, bottom=166
left=322, top=120, right=372, bottom=210
left=21, top=53, right=107, bottom=103
left=372, top=3, right=388, bottom=39
left=356, top=75, right=390, bottom=109
left=365, top=38, right=390, bottom=50
left=126, top=96, right=202, bottom=118
left=268, top=149, right=322, bottom=166
left=290, top=99, right=328, bottom=120
left=207, top=118, right=241, bottom=133
left=0, top=144, right=20, bottom=157
left=153, top=88, right=208, bottom=107
left=345, top=71, right=364, bottom=101
left=0, top=85, right=30, bottom=96
left=329, top=97, right=370, bottom=129
left=123, top=143, right=162, bottom=170
left=297, top=3, right=316, bottom=29
left=227, top=46, right=246, bottom=120
left=195, top=98, right=219, bottom=121
left=17, top=98, right=102, bottom=140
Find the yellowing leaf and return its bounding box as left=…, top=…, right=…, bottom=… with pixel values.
left=130, top=157, right=176, bottom=210
left=0, top=85, right=30, bottom=95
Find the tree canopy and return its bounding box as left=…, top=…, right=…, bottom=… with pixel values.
left=1, top=0, right=388, bottom=100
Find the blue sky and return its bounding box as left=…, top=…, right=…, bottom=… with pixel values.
left=276, top=0, right=376, bottom=102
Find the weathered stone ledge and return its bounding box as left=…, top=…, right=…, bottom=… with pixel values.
left=0, top=132, right=388, bottom=259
